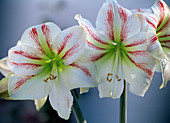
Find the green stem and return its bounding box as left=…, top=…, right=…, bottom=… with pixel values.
left=71, top=90, right=87, bottom=123
left=119, top=80, right=127, bottom=123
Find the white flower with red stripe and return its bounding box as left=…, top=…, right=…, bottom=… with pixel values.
left=7, top=22, right=96, bottom=119
left=75, top=0, right=157, bottom=98
left=132, top=0, right=170, bottom=89
left=151, top=0, right=170, bottom=88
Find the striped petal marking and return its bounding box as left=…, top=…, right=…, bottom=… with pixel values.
left=152, top=0, right=170, bottom=57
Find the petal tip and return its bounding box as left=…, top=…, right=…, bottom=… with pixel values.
left=74, top=14, right=82, bottom=20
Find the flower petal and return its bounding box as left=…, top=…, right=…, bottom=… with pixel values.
left=159, top=58, right=170, bottom=89
left=8, top=45, right=45, bottom=76
left=131, top=8, right=165, bottom=59
left=91, top=50, right=122, bottom=98
left=75, top=14, right=111, bottom=46
left=60, top=55, right=96, bottom=90
left=49, top=83, right=73, bottom=120
left=80, top=87, right=89, bottom=94
left=122, top=35, right=157, bottom=96
left=52, top=26, right=86, bottom=65
left=147, top=31, right=165, bottom=59
left=155, top=60, right=162, bottom=72
left=151, top=0, right=170, bottom=32
left=96, top=0, right=141, bottom=42
left=95, top=0, right=115, bottom=40
left=8, top=67, right=54, bottom=99
left=34, top=96, right=48, bottom=111
left=98, top=47, right=124, bottom=98
left=0, top=75, right=10, bottom=98
left=0, top=57, right=11, bottom=76
left=21, top=22, right=61, bottom=58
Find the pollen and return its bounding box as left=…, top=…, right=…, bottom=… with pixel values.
left=106, top=73, right=113, bottom=82
left=43, top=73, right=57, bottom=83
left=115, top=75, right=121, bottom=82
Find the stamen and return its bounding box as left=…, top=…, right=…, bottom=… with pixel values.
left=43, top=73, right=57, bottom=83
left=106, top=73, right=113, bottom=82
left=115, top=75, right=121, bottom=82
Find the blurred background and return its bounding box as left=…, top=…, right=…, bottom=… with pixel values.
left=0, top=0, right=169, bottom=123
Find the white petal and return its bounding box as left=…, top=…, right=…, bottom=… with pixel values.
left=98, top=75, right=124, bottom=98
left=95, top=0, right=115, bottom=40
left=123, top=32, right=148, bottom=52
left=8, top=45, right=45, bottom=76
left=131, top=8, right=153, bottom=14
left=113, top=0, right=141, bottom=42
left=96, top=51, right=123, bottom=98
left=159, top=58, right=170, bottom=89
left=0, top=57, right=11, bottom=76
left=49, top=83, right=73, bottom=120
left=21, top=22, right=61, bottom=58
left=75, top=14, right=111, bottom=46
left=151, top=0, right=170, bottom=30
left=52, top=26, right=86, bottom=65
left=80, top=87, right=89, bottom=94
left=0, top=74, right=11, bottom=98
left=147, top=31, right=165, bottom=59
left=155, top=60, right=162, bottom=72
left=60, top=55, right=96, bottom=90
left=34, top=96, right=48, bottom=111
left=122, top=49, right=157, bottom=96
left=8, top=69, right=53, bottom=99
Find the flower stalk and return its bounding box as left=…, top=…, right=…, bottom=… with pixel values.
left=119, top=80, right=127, bottom=123
left=71, top=89, right=87, bottom=123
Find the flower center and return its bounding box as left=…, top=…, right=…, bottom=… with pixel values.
left=42, top=55, right=64, bottom=83
left=109, top=42, right=126, bottom=56
left=105, top=42, right=126, bottom=83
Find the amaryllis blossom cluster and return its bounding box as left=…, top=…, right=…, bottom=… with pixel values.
left=0, top=0, right=169, bottom=120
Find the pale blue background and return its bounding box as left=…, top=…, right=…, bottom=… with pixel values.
left=0, top=0, right=169, bottom=123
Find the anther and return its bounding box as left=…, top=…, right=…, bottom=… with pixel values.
left=43, top=73, right=57, bottom=83
left=117, top=79, right=121, bottom=81
left=106, top=73, right=113, bottom=82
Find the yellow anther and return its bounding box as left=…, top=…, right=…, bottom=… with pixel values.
left=115, top=75, right=118, bottom=79
left=106, top=73, right=113, bottom=82
left=115, top=75, right=121, bottom=82
left=43, top=73, right=57, bottom=83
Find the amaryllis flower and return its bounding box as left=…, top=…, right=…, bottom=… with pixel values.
left=75, top=0, right=157, bottom=98
left=7, top=22, right=96, bottom=119
left=132, top=0, right=170, bottom=88
left=151, top=0, right=170, bottom=88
